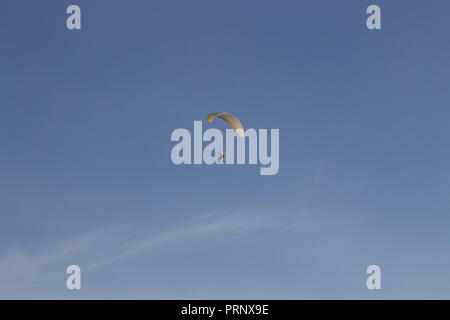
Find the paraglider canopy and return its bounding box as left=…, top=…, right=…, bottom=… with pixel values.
left=207, top=112, right=244, bottom=138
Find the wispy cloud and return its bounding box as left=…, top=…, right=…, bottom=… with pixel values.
left=89, top=211, right=275, bottom=269
left=0, top=211, right=276, bottom=298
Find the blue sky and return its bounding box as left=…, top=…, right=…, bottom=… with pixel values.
left=1, top=0, right=450, bottom=298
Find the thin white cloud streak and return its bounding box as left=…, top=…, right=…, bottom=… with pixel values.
left=0, top=211, right=276, bottom=297
left=89, top=212, right=275, bottom=269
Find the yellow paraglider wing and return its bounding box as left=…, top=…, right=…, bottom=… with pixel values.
left=207, top=112, right=244, bottom=138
